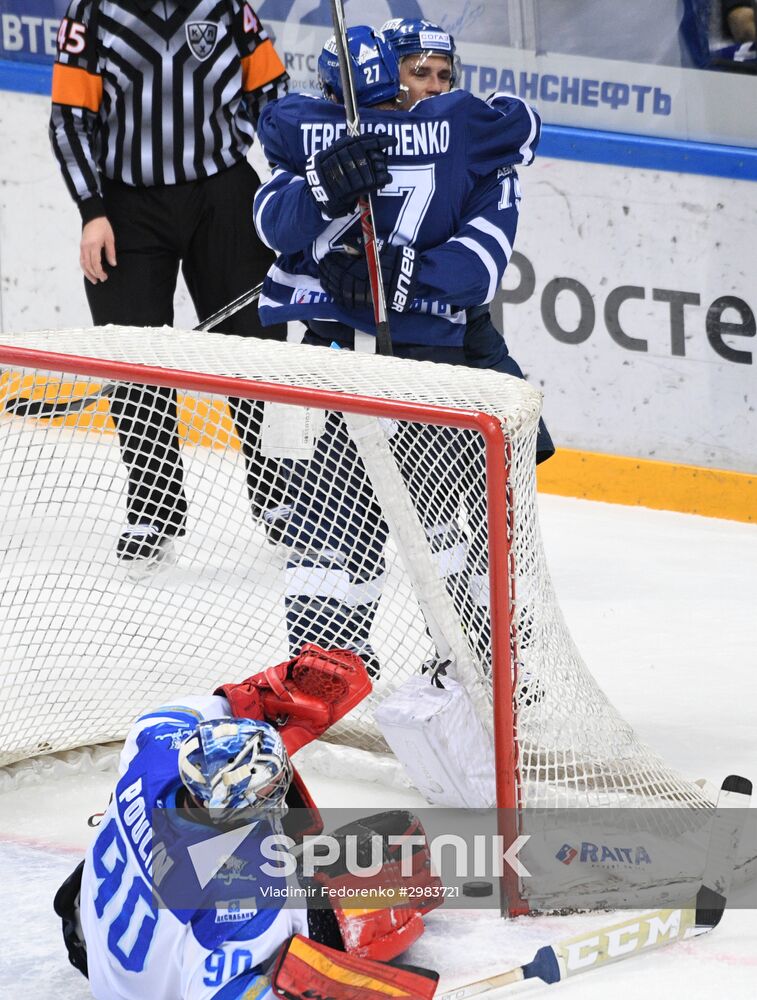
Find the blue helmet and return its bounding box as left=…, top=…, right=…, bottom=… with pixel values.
left=178, top=718, right=292, bottom=821
left=380, top=19, right=459, bottom=86
left=318, top=25, right=400, bottom=107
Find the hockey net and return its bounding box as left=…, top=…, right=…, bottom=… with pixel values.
left=0, top=328, right=713, bottom=909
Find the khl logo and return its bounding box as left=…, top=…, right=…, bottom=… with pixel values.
left=186, top=21, right=219, bottom=61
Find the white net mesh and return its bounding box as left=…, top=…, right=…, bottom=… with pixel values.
left=0, top=328, right=709, bottom=825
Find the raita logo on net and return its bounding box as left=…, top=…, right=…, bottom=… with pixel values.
left=555, top=842, right=652, bottom=867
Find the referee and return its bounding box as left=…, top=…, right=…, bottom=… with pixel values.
left=50, top=0, right=289, bottom=564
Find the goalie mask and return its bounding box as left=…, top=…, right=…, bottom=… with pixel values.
left=178, top=718, right=292, bottom=821
left=318, top=26, right=400, bottom=107
left=380, top=18, right=459, bottom=87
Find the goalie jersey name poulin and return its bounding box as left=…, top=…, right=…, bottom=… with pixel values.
left=77, top=696, right=307, bottom=1000
left=254, top=90, right=541, bottom=347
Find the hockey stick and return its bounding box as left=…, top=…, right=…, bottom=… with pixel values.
left=324, top=11, right=496, bottom=722
left=328, top=0, right=393, bottom=357
left=198, top=280, right=265, bottom=332
left=2, top=281, right=264, bottom=418
left=438, top=774, right=752, bottom=999
left=323, top=10, right=480, bottom=721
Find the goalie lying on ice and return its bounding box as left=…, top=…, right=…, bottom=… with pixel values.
left=53, top=645, right=438, bottom=1000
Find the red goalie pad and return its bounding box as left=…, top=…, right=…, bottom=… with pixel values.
left=216, top=644, right=372, bottom=754
left=312, top=876, right=426, bottom=961
left=312, top=811, right=441, bottom=961
left=272, top=935, right=438, bottom=1000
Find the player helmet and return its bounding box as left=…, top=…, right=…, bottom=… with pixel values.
left=318, top=26, right=400, bottom=107
left=380, top=18, right=459, bottom=87
left=178, top=718, right=292, bottom=821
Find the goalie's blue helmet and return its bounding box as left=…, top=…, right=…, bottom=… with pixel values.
left=318, top=25, right=400, bottom=107
left=178, top=718, right=292, bottom=821
left=380, top=19, right=459, bottom=86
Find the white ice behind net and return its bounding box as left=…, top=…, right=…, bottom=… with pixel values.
left=0, top=328, right=709, bottom=819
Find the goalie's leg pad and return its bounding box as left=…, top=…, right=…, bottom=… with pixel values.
left=310, top=810, right=441, bottom=961
left=328, top=810, right=443, bottom=916
left=312, top=878, right=426, bottom=961
left=272, top=935, right=438, bottom=1000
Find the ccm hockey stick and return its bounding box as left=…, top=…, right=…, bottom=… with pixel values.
left=328, top=0, right=393, bottom=357
left=3, top=280, right=264, bottom=418
left=438, top=774, right=752, bottom=999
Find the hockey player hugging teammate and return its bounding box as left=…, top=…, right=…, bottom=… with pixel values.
left=252, top=26, right=541, bottom=673
left=254, top=30, right=539, bottom=340
left=53, top=646, right=439, bottom=1000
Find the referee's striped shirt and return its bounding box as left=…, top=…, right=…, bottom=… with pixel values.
left=50, top=0, right=289, bottom=222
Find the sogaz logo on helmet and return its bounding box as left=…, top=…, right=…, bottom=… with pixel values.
left=418, top=30, right=452, bottom=51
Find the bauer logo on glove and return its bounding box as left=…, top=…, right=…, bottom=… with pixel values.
left=319, top=241, right=419, bottom=313
left=305, top=133, right=396, bottom=218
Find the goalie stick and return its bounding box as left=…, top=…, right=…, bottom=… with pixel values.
left=438, top=774, right=752, bottom=999
left=327, top=0, right=392, bottom=357
left=2, top=280, right=263, bottom=418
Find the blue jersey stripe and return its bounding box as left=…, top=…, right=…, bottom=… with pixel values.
left=137, top=706, right=205, bottom=726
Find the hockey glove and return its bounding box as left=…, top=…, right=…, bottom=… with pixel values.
left=319, top=243, right=419, bottom=313
left=216, top=644, right=372, bottom=755
left=54, top=861, right=88, bottom=978
left=305, top=133, right=396, bottom=218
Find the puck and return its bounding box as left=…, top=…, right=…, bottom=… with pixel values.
left=462, top=880, right=493, bottom=897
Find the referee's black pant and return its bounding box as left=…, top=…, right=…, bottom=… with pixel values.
left=85, top=160, right=286, bottom=538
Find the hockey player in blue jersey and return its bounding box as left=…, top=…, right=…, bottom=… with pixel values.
left=376, top=17, right=554, bottom=652
left=254, top=31, right=538, bottom=346
left=358, top=18, right=553, bottom=464
left=53, top=646, right=439, bottom=1000
left=252, top=26, right=543, bottom=673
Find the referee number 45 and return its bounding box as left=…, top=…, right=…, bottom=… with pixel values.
left=58, top=19, right=87, bottom=55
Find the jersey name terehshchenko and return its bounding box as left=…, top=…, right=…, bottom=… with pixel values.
left=301, top=119, right=451, bottom=157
